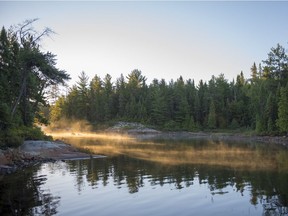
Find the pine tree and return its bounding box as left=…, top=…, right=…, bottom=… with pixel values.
left=10, top=19, right=70, bottom=125
left=150, top=80, right=169, bottom=125
left=208, top=100, right=216, bottom=129
left=263, top=43, right=288, bottom=81
left=197, top=80, right=209, bottom=127
left=173, top=76, right=189, bottom=127
left=103, top=74, right=114, bottom=120
left=89, top=75, right=103, bottom=122
left=264, top=92, right=277, bottom=132
left=125, top=69, right=147, bottom=119
left=76, top=71, right=89, bottom=120
left=116, top=74, right=126, bottom=118
left=49, top=96, right=66, bottom=122
left=277, top=84, right=288, bottom=134
left=258, top=63, right=263, bottom=78
left=251, top=62, right=258, bottom=81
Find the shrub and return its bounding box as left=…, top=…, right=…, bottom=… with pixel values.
left=4, top=128, right=24, bottom=148
left=19, top=126, right=52, bottom=141
left=0, top=126, right=52, bottom=149
left=163, top=120, right=179, bottom=131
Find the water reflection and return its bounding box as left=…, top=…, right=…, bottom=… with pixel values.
left=60, top=136, right=288, bottom=215
left=38, top=154, right=288, bottom=215
left=0, top=166, right=60, bottom=215
left=1, top=136, right=288, bottom=216
left=63, top=135, right=288, bottom=172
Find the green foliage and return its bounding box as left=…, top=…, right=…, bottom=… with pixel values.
left=184, top=115, right=197, bottom=131
left=208, top=100, right=216, bottom=129
left=256, top=114, right=266, bottom=134
left=0, top=128, right=24, bottom=148
left=277, top=84, right=288, bottom=133
left=0, top=126, right=51, bottom=148
left=0, top=20, right=69, bottom=147
left=2, top=20, right=285, bottom=137
left=251, top=62, right=258, bottom=81
left=19, top=126, right=51, bottom=141
left=163, top=120, right=179, bottom=131
left=230, top=118, right=240, bottom=129
left=52, top=54, right=288, bottom=135
left=262, top=43, right=288, bottom=82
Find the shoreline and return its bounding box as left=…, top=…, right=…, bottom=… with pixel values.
left=0, top=140, right=104, bottom=175
left=105, top=121, right=288, bottom=146
left=130, top=132, right=288, bottom=149
left=1, top=130, right=287, bottom=175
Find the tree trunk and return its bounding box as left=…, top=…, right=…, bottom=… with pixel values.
left=11, top=70, right=27, bottom=119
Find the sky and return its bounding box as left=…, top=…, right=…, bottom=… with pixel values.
left=1, top=1, right=288, bottom=86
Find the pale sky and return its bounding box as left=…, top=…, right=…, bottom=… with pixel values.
left=1, top=1, right=288, bottom=85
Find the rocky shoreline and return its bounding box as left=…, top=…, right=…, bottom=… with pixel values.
left=0, top=140, right=104, bottom=175
left=0, top=148, right=55, bottom=175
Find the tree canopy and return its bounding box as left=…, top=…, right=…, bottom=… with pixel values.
left=0, top=19, right=70, bottom=147
left=1, top=19, right=288, bottom=146
left=50, top=42, right=288, bottom=135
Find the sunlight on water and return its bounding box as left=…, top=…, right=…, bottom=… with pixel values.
left=1, top=136, right=287, bottom=216
left=32, top=156, right=287, bottom=216
left=48, top=131, right=135, bottom=140
left=59, top=134, right=288, bottom=172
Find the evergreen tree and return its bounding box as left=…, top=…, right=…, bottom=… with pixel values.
left=258, top=63, right=263, bottom=78
left=116, top=74, right=127, bottom=118
left=277, top=84, right=288, bottom=133
left=47, top=42, right=288, bottom=135
left=103, top=74, right=114, bottom=120
left=173, top=76, right=189, bottom=127
left=236, top=71, right=245, bottom=86
left=208, top=100, right=216, bottom=129
left=76, top=71, right=89, bottom=120
left=251, top=62, right=258, bottom=81
left=264, top=92, right=277, bottom=132
left=213, top=74, right=230, bottom=128
left=49, top=96, right=66, bottom=122
left=126, top=69, right=147, bottom=119
left=185, top=79, right=196, bottom=118
left=262, top=66, right=271, bottom=79
left=0, top=20, right=69, bottom=146
left=10, top=19, right=70, bottom=125
left=263, top=43, right=288, bottom=82
left=256, top=114, right=265, bottom=133
left=150, top=79, right=169, bottom=125
left=89, top=75, right=103, bottom=122
left=196, top=80, right=209, bottom=127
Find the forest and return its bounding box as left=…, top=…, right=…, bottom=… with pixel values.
left=50, top=45, right=288, bottom=134
left=0, top=20, right=288, bottom=148
left=0, top=20, right=70, bottom=147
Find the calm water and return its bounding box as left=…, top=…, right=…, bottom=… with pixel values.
left=1, top=135, right=288, bottom=216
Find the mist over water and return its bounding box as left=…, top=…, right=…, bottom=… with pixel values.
left=1, top=134, right=288, bottom=215
left=61, top=135, right=288, bottom=172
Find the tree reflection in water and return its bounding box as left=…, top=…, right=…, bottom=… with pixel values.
left=0, top=166, right=60, bottom=216
left=61, top=154, right=288, bottom=215
left=1, top=136, right=287, bottom=216
left=60, top=136, right=288, bottom=216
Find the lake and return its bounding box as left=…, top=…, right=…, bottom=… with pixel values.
left=1, top=134, right=288, bottom=216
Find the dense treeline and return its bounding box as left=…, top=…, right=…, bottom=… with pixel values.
left=50, top=43, right=288, bottom=134
left=1, top=20, right=287, bottom=147
left=0, top=20, right=70, bottom=147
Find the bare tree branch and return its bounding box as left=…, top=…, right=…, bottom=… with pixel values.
left=12, top=18, right=55, bottom=47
